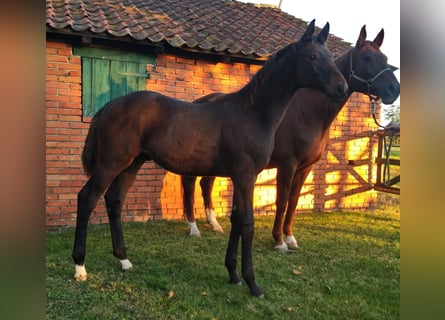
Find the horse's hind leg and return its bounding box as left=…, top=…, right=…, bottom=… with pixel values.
left=200, top=176, right=223, bottom=232
left=104, top=155, right=146, bottom=270
left=283, top=166, right=312, bottom=249
left=72, top=169, right=118, bottom=280
left=181, top=176, right=201, bottom=236
left=272, top=165, right=295, bottom=251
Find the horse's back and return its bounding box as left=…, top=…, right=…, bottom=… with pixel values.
left=95, top=90, right=228, bottom=175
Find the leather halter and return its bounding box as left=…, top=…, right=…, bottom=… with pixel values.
left=348, top=48, right=394, bottom=128
left=348, top=48, right=393, bottom=95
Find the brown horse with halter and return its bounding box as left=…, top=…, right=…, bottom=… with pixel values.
left=72, top=20, right=347, bottom=297
left=181, top=25, right=400, bottom=250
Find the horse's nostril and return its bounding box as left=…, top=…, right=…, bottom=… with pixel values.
left=388, top=83, right=395, bottom=93
left=387, top=82, right=400, bottom=97
left=337, top=83, right=346, bottom=96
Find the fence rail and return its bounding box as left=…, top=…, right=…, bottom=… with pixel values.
left=374, top=129, right=400, bottom=194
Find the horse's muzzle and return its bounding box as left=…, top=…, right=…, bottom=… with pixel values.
left=381, top=81, right=400, bottom=105
left=329, top=82, right=348, bottom=102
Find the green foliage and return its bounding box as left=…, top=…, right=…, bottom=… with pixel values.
left=46, top=212, right=400, bottom=319
left=383, top=104, right=400, bottom=124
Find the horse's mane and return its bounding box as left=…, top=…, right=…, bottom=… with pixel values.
left=223, top=41, right=297, bottom=105
left=193, top=38, right=307, bottom=107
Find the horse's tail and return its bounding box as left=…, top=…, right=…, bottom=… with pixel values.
left=81, top=108, right=104, bottom=176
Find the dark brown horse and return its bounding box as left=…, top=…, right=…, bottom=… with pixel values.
left=181, top=25, right=400, bottom=250
left=72, top=20, right=348, bottom=297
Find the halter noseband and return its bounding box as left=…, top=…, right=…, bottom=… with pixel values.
left=348, top=48, right=393, bottom=95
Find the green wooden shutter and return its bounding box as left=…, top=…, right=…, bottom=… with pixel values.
left=73, top=47, right=155, bottom=117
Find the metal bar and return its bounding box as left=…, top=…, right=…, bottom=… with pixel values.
left=119, top=72, right=150, bottom=78
left=376, top=132, right=384, bottom=187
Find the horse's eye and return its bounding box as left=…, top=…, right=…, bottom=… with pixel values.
left=363, top=55, right=371, bottom=61
left=309, top=54, right=316, bottom=60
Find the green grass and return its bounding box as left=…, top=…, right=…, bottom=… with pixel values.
left=46, top=211, right=399, bottom=319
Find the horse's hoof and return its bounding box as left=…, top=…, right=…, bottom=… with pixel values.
left=187, top=221, right=201, bottom=237
left=249, top=283, right=263, bottom=297
left=206, top=209, right=224, bottom=233
left=228, top=276, right=242, bottom=286
left=74, top=274, right=87, bottom=281
left=74, top=264, right=87, bottom=281
left=212, top=224, right=224, bottom=233
left=285, top=235, right=299, bottom=249
left=228, top=279, right=242, bottom=286
left=74, top=273, right=87, bottom=281
left=287, top=242, right=299, bottom=249
left=274, top=242, right=288, bottom=252
left=120, top=259, right=133, bottom=270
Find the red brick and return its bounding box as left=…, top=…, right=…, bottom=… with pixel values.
left=47, top=55, right=69, bottom=63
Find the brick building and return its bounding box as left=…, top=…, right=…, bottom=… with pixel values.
left=46, top=0, right=383, bottom=227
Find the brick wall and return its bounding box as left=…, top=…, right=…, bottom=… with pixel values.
left=45, top=41, right=381, bottom=227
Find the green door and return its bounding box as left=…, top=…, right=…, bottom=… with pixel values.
left=74, top=47, right=155, bottom=117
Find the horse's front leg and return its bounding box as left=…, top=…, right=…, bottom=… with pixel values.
left=225, top=193, right=241, bottom=285
left=200, top=176, right=223, bottom=232
left=231, top=177, right=263, bottom=297
left=240, top=197, right=263, bottom=297
left=181, top=176, right=201, bottom=236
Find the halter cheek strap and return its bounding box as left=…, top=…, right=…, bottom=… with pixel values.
left=348, top=49, right=393, bottom=94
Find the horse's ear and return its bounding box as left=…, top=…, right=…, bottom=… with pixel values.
left=301, top=19, right=316, bottom=42
left=373, top=28, right=385, bottom=47
left=355, top=25, right=367, bottom=47
left=317, top=22, right=330, bottom=44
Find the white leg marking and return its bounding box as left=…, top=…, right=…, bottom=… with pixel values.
left=74, top=264, right=87, bottom=281
left=187, top=221, right=201, bottom=237
left=274, top=242, right=288, bottom=252
left=120, top=259, right=133, bottom=270
left=205, top=209, right=224, bottom=233
left=285, top=235, right=299, bottom=249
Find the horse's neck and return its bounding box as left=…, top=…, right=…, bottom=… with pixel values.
left=319, top=51, right=355, bottom=120
left=336, top=51, right=352, bottom=86
left=237, top=58, right=300, bottom=130
left=295, top=53, right=354, bottom=132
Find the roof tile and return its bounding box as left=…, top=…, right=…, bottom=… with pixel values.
left=46, top=0, right=350, bottom=58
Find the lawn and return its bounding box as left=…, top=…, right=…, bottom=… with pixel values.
left=46, top=210, right=399, bottom=319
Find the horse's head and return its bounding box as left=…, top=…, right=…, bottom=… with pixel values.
left=349, top=25, right=400, bottom=104
left=293, top=19, right=348, bottom=102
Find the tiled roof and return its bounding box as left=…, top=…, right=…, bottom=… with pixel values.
left=46, top=0, right=350, bottom=59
